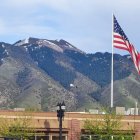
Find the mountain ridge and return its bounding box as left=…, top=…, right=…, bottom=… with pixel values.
left=0, top=37, right=139, bottom=111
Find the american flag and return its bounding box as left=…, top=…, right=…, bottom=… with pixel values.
left=113, top=15, right=140, bottom=74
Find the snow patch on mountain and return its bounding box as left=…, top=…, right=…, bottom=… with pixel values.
left=37, top=39, right=63, bottom=53
left=65, top=43, right=74, bottom=49
left=14, top=38, right=29, bottom=46
left=2, top=44, right=5, bottom=48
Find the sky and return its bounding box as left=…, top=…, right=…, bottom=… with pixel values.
left=0, top=0, right=140, bottom=54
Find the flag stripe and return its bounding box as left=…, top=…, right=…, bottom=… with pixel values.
left=129, top=45, right=139, bottom=72
left=114, top=40, right=127, bottom=45
left=113, top=32, right=129, bottom=50
left=114, top=38, right=125, bottom=43
left=113, top=45, right=129, bottom=51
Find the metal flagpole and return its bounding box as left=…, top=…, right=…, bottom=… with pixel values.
left=111, top=14, right=114, bottom=108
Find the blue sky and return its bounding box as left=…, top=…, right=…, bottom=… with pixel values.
left=0, top=0, right=140, bottom=54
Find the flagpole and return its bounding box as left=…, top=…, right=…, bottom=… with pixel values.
left=111, top=14, right=114, bottom=108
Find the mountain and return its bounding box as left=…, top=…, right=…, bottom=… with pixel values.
left=0, top=37, right=139, bottom=111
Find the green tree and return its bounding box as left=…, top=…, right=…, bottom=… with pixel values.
left=83, top=110, right=133, bottom=140
left=0, top=111, right=35, bottom=140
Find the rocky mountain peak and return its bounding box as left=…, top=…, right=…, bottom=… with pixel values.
left=14, top=37, right=84, bottom=54
left=54, top=39, right=84, bottom=53
left=13, top=37, right=39, bottom=46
